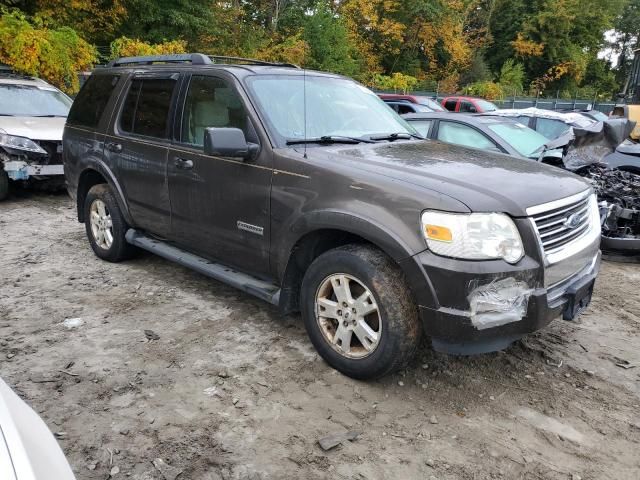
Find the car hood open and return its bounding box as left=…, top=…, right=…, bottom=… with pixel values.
left=327, top=140, right=591, bottom=217
left=0, top=116, right=66, bottom=141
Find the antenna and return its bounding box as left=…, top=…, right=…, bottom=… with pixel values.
left=303, top=67, right=308, bottom=159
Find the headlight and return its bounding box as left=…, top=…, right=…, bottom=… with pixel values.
left=0, top=132, right=47, bottom=154
left=421, top=211, right=524, bottom=263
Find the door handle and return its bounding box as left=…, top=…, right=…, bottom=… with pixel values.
left=174, top=158, right=194, bottom=170
left=106, top=142, right=122, bottom=153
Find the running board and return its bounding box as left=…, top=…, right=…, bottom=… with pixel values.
left=125, top=229, right=280, bottom=305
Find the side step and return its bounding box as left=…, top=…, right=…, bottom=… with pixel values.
left=125, top=229, right=280, bottom=305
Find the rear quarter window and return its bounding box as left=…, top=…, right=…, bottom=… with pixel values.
left=67, top=74, right=120, bottom=129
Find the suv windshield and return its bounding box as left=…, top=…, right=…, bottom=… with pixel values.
left=247, top=75, right=416, bottom=145
left=0, top=84, right=72, bottom=116
left=487, top=122, right=548, bottom=158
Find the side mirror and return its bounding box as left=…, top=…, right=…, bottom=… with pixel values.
left=204, top=127, right=259, bottom=160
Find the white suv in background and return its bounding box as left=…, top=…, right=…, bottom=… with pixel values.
left=0, top=67, right=72, bottom=200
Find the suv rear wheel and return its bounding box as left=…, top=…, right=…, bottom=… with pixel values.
left=84, top=184, right=136, bottom=262
left=300, top=244, right=421, bottom=379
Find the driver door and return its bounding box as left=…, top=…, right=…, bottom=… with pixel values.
left=167, top=73, right=272, bottom=275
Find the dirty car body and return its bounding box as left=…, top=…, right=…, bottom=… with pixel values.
left=0, top=73, right=71, bottom=199
left=63, top=54, right=601, bottom=376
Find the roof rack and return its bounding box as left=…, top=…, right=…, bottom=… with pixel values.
left=208, top=55, right=300, bottom=68
left=107, top=53, right=212, bottom=67
left=106, top=53, right=300, bottom=69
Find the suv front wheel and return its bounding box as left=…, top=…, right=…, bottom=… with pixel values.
left=84, top=184, right=136, bottom=262
left=301, top=245, right=422, bottom=379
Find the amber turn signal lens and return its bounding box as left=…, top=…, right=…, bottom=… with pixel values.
left=424, top=224, right=453, bottom=242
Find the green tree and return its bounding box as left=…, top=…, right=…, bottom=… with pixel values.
left=115, top=0, right=214, bottom=46
left=302, top=2, right=359, bottom=76
left=0, top=10, right=96, bottom=93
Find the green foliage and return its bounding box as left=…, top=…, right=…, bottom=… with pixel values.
left=0, top=10, right=97, bottom=93
left=459, top=51, right=492, bottom=85
left=498, top=59, right=525, bottom=93
left=372, top=73, right=419, bottom=93
left=464, top=81, right=502, bottom=100
left=302, top=2, right=359, bottom=76
left=115, top=0, right=214, bottom=46
left=109, top=37, right=187, bottom=59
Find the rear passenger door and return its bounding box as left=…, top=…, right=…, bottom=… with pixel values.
left=108, top=73, right=180, bottom=236
left=167, top=73, right=272, bottom=275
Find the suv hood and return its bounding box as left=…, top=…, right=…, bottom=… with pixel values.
left=330, top=140, right=591, bottom=217
left=0, top=116, right=66, bottom=141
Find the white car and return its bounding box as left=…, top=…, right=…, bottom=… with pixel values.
left=0, top=67, right=72, bottom=200
left=0, top=378, right=75, bottom=479
left=484, top=107, right=596, bottom=139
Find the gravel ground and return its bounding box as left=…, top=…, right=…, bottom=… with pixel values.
left=1, top=190, right=639, bottom=480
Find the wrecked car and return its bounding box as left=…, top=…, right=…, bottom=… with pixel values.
left=0, top=68, right=71, bottom=200
left=63, top=54, right=601, bottom=379
left=562, top=120, right=640, bottom=257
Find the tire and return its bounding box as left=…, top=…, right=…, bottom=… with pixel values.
left=300, top=244, right=422, bottom=379
left=0, top=169, right=9, bottom=201
left=83, top=184, right=136, bottom=262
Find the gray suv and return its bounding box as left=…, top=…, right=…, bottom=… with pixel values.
left=63, top=54, right=601, bottom=379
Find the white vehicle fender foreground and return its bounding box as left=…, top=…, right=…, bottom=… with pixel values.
left=0, top=379, right=76, bottom=480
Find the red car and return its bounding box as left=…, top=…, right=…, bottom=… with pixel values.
left=441, top=96, right=498, bottom=113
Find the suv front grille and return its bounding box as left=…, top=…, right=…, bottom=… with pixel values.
left=531, top=194, right=591, bottom=254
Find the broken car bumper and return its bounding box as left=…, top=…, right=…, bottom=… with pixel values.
left=402, top=249, right=601, bottom=355
left=3, top=160, right=64, bottom=180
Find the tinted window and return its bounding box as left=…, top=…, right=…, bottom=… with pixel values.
left=460, top=101, right=477, bottom=113
left=409, top=119, right=432, bottom=138
left=397, top=104, right=415, bottom=114
left=67, top=74, right=119, bottom=128
left=535, top=117, right=569, bottom=139
left=181, top=76, right=248, bottom=147
left=444, top=99, right=457, bottom=111
left=437, top=121, right=498, bottom=150
left=120, top=78, right=176, bottom=138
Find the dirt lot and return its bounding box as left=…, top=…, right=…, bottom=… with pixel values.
left=1, top=191, right=639, bottom=480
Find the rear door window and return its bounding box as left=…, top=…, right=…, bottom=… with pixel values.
left=119, top=77, right=177, bottom=139
left=67, top=74, right=119, bottom=129
left=436, top=121, right=499, bottom=150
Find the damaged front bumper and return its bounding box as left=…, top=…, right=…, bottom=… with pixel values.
left=3, top=160, right=64, bottom=180
left=403, top=246, right=601, bottom=355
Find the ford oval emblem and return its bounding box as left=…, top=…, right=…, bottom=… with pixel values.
left=563, top=213, right=582, bottom=229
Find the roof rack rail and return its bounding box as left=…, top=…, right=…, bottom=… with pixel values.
left=107, top=53, right=212, bottom=67
left=207, top=55, right=300, bottom=68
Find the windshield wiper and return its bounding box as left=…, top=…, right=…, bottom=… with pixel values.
left=0, top=114, right=15, bottom=116
left=286, top=135, right=373, bottom=145
left=369, top=132, right=420, bottom=142
left=31, top=114, right=66, bottom=117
